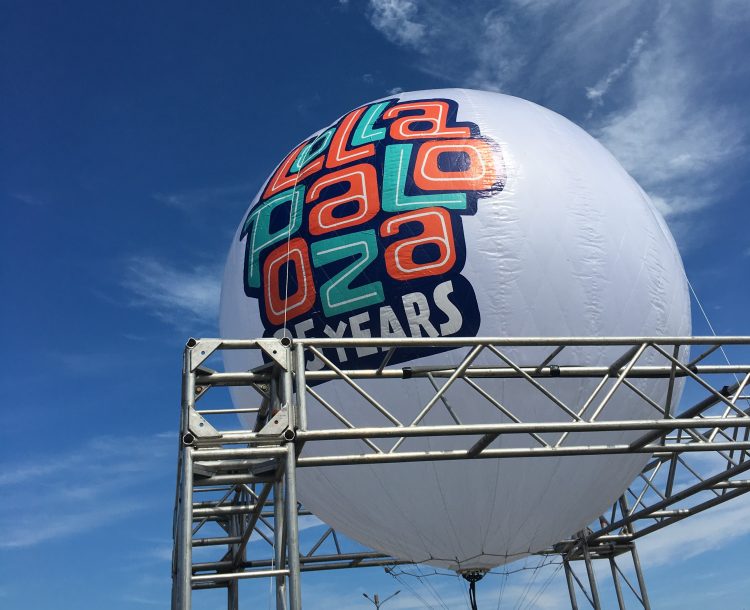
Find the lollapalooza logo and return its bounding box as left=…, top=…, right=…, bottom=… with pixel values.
left=240, top=97, right=504, bottom=367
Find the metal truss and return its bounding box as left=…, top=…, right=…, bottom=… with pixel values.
left=172, top=336, right=750, bottom=609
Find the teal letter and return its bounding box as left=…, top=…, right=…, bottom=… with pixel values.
left=290, top=128, right=335, bottom=174
left=382, top=144, right=466, bottom=211
left=241, top=186, right=305, bottom=289
left=311, top=230, right=384, bottom=317
left=351, top=101, right=389, bottom=146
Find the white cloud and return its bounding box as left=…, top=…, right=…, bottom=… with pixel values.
left=368, top=0, right=426, bottom=49
left=0, top=433, right=172, bottom=549
left=122, top=256, right=221, bottom=326
left=585, top=33, right=648, bottom=108
left=466, top=8, right=527, bottom=91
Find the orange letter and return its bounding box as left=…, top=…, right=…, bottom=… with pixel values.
left=383, top=101, right=470, bottom=140
left=262, top=238, right=316, bottom=325
left=413, top=139, right=496, bottom=191
left=380, top=208, right=456, bottom=281
left=307, top=163, right=380, bottom=235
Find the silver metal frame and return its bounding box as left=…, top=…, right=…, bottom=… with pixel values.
left=172, top=336, right=750, bottom=609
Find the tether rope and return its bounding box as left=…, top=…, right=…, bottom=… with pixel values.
left=687, top=277, right=746, bottom=396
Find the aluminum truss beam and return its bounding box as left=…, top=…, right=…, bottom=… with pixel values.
left=172, top=336, right=750, bottom=609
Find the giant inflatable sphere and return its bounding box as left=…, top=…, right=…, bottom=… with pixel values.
left=220, top=89, right=691, bottom=570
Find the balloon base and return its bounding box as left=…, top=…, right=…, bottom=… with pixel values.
left=458, top=569, right=486, bottom=583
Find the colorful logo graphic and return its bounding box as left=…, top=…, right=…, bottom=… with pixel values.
left=240, top=97, right=504, bottom=368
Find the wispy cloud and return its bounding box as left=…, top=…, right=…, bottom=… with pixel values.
left=121, top=256, right=221, bottom=327
left=368, top=0, right=426, bottom=49
left=44, top=348, right=132, bottom=376
left=9, top=191, right=46, bottom=207
left=585, top=32, right=648, bottom=111
left=368, top=0, right=652, bottom=95
left=121, top=594, right=165, bottom=606
left=1, top=502, right=146, bottom=549
left=0, top=432, right=173, bottom=549
left=154, top=183, right=254, bottom=215
left=591, top=5, right=747, bottom=221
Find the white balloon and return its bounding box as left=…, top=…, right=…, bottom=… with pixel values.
left=220, top=89, right=691, bottom=570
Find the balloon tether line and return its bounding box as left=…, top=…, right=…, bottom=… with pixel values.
left=687, top=277, right=746, bottom=400
left=281, top=130, right=328, bottom=337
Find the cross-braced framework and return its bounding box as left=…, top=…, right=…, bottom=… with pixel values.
left=172, top=336, right=750, bottom=609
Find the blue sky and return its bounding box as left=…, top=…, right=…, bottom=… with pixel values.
left=2, top=1, right=749, bottom=608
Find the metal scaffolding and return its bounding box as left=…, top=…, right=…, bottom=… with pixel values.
left=172, top=336, right=750, bottom=609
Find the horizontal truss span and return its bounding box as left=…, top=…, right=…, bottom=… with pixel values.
left=173, top=336, right=750, bottom=610
left=196, top=365, right=750, bottom=385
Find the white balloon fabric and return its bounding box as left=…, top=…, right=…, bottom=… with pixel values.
left=220, top=89, right=691, bottom=571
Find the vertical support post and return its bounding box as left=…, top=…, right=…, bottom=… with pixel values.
left=582, top=543, right=602, bottom=609
left=664, top=346, right=681, bottom=497
left=270, top=374, right=280, bottom=415
left=608, top=557, right=626, bottom=610
left=630, top=544, right=652, bottom=610
left=663, top=345, right=679, bottom=419
left=282, top=365, right=295, bottom=430
left=274, top=480, right=287, bottom=610
left=176, top=347, right=195, bottom=610
left=227, top=553, right=239, bottom=608
left=295, top=344, right=308, bottom=432
left=285, top=444, right=302, bottom=610
left=619, top=494, right=652, bottom=609
left=227, top=494, right=241, bottom=610
left=564, top=560, right=579, bottom=610
left=177, top=445, right=193, bottom=610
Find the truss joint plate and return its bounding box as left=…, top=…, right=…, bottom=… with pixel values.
left=256, top=338, right=292, bottom=370
left=189, top=408, right=221, bottom=440
left=188, top=339, right=222, bottom=372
